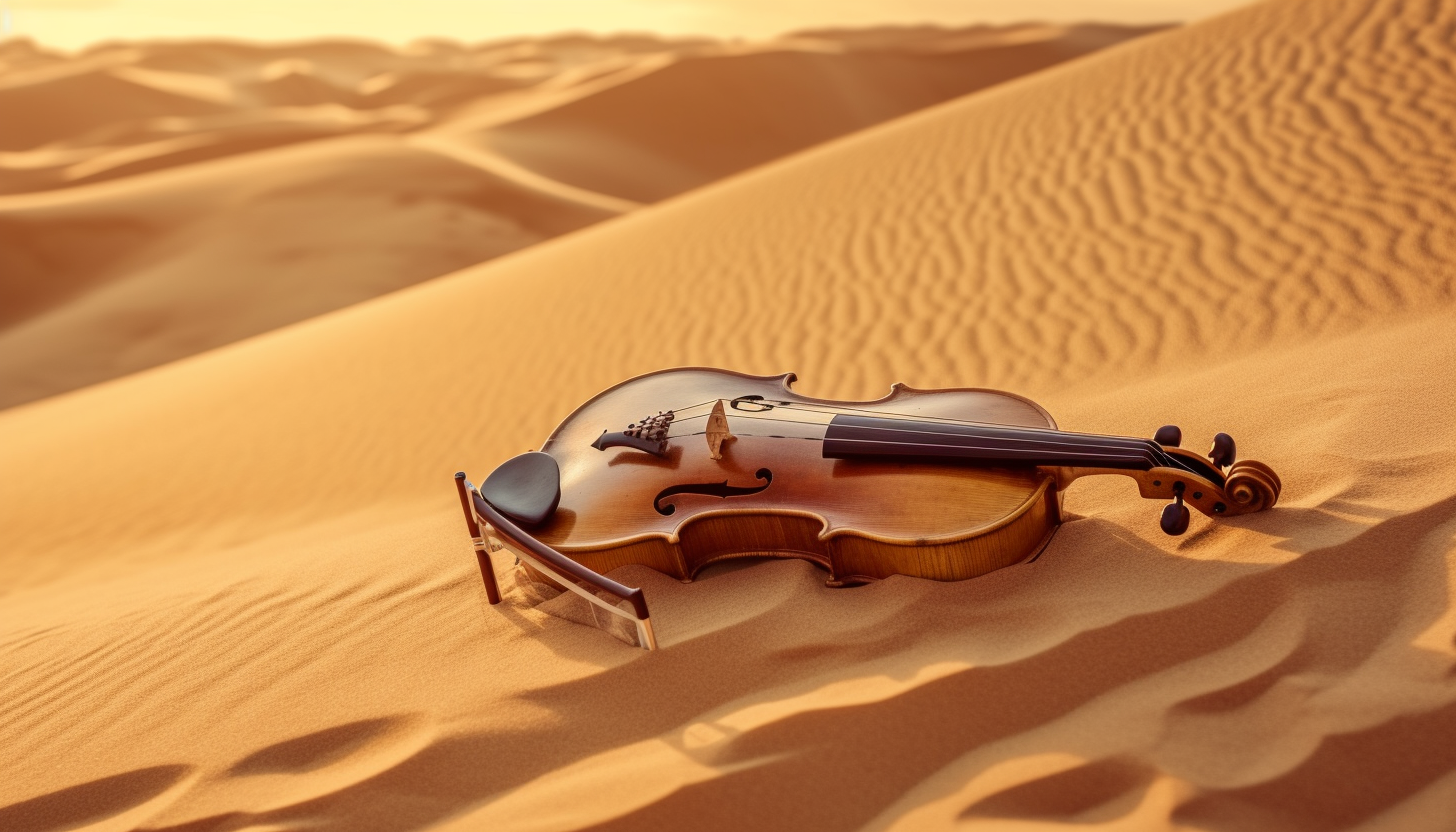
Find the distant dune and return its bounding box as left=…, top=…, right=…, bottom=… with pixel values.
left=480, top=24, right=1152, bottom=204
left=0, top=24, right=1160, bottom=409
left=3, top=0, right=1455, bottom=829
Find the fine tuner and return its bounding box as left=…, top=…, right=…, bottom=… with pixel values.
left=455, top=368, right=1282, bottom=649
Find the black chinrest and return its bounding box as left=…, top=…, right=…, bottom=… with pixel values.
left=479, top=451, right=561, bottom=528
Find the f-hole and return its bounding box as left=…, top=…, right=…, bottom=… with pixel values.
left=654, top=469, right=774, bottom=516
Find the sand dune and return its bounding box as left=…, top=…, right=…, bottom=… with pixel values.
left=0, top=136, right=621, bottom=407
left=3, top=0, right=1456, bottom=829
left=477, top=24, right=1159, bottom=204
left=0, top=25, right=1154, bottom=410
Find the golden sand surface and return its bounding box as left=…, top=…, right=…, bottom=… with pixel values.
left=2, top=0, right=1455, bottom=828
left=0, top=23, right=1158, bottom=410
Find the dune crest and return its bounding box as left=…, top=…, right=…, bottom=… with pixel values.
left=2, top=0, right=1455, bottom=829
left=0, top=24, right=1159, bottom=409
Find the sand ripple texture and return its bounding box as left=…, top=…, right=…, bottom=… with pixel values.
left=2, top=0, right=1456, bottom=829
left=0, top=24, right=1149, bottom=408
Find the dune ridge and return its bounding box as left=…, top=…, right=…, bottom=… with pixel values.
left=2, top=0, right=1455, bottom=829
left=0, top=24, right=1159, bottom=410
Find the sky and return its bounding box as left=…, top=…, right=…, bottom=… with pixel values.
left=2, top=0, right=1257, bottom=50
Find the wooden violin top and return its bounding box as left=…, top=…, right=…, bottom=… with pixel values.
left=535, top=368, right=1065, bottom=550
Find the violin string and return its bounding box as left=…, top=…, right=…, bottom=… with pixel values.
left=676, top=398, right=1183, bottom=457
left=673, top=409, right=1171, bottom=456
left=803, top=417, right=1191, bottom=473
left=820, top=436, right=1156, bottom=463
left=674, top=413, right=1156, bottom=454
left=762, top=405, right=1182, bottom=454
left=667, top=430, right=1157, bottom=465
left=666, top=415, right=1193, bottom=475
left=754, top=402, right=1199, bottom=474
left=654, top=399, right=1204, bottom=477
left=666, top=397, right=1177, bottom=452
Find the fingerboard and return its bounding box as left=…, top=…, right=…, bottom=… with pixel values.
left=822, top=414, right=1215, bottom=480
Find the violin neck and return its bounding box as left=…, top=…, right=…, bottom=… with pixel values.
left=821, top=414, right=1171, bottom=472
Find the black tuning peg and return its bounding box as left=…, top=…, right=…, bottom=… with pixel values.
left=1154, top=425, right=1182, bottom=447
left=1160, top=483, right=1190, bottom=535
left=1208, top=432, right=1236, bottom=469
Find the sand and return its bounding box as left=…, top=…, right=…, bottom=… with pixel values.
left=2, top=0, right=1455, bottom=829
left=0, top=24, right=1157, bottom=411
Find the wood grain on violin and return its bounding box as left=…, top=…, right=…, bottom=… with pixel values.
left=456, top=368, right=1282, bottom=617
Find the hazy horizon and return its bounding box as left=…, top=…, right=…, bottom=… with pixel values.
left=2, top=0, right=1253, bottom=51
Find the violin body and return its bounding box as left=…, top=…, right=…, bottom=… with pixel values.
left=489, top=368, right=1280, bottom=588
left=537, top=368, right=1064, bottom=585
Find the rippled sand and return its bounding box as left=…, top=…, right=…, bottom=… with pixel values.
left=0, top=24, right=1153, bottom=409
left=2, top=0, right=1454, bottom=829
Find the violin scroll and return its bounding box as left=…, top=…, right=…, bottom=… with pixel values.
left=1222, top=459, right=1281, bottom=514
left=1151, top=455, right=1280, bottom=536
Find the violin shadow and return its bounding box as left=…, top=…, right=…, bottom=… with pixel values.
left=1312, top=498, right=1404, bottom=521
left=694, top=556, right=782, bottom=580
left=563, top=497, right=1456, bottom=832
left=1207, top=504, right=1399, bottom=557
left=607, top=445, right=683, bottom=467
left=334, top=497, right=1455, bottom=832
left=1098, top=500, right=1378, bottom=561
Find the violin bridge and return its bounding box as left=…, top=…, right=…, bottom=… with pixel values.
left=706, top=399, right=736, bottom=460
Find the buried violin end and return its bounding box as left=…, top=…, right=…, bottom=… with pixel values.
left=1160, top=501, right=1191, bottom=536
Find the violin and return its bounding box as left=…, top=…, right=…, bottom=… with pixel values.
left=454, top=368, right=1281, bottom=649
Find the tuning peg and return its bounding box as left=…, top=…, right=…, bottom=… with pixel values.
left=1154, top=425, right=1182, bottom=447
left=1208, top=433, right=1236, bottom=469
left=1160, top=484, right=1191, bottom=536
left=1161, top=501, right=1191, bottom=535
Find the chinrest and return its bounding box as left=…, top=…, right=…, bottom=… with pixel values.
left=479, top=451, right=561, bottom=528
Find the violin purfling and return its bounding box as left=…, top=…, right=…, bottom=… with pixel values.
left=454, top=367, right=1281, bottom=649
